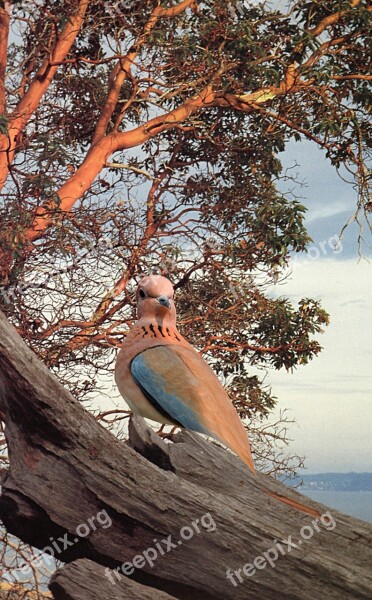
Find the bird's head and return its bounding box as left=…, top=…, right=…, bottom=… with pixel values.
left=136, top=275, right=176, bottom=326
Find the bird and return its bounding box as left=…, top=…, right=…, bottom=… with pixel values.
left=115, top=274, right=319, bottom=516
left=115, top=274, right=255, bottom=470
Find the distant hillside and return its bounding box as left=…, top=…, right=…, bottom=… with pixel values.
left=298, top=472, right=372, bottom=492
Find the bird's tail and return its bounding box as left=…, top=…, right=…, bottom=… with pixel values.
left=219, top=423, right=320, bottom=517
left=235, top=447, right=320, bottom=517
left=261, top=488, right=321, bottom=518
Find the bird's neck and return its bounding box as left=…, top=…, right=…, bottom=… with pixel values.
left=130, top=316, right=185, bottom=345
left=137, top=315, right=177, bottom=329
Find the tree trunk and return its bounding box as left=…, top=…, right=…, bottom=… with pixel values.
left=0, top=310, right=371, bottom=599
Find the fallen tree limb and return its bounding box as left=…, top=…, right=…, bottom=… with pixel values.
left=50, top=558, right=177, bottom=600
left=0, top=310, right=371, bottom=599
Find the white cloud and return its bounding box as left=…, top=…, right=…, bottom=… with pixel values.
left=268, top=258, right=372, bottom=472
left=305, top=204, right=351, bottom=224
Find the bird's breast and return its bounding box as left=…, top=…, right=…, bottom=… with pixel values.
left=114, top=323, right=189, bottom=423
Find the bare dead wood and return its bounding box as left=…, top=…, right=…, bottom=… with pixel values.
left=50, top=558, right=178, bottom=600
left=0, top=310, right=371, bottom=599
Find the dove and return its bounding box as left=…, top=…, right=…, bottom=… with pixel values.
left=115, top=275, right=319, bottom=516
left=115, top=274, right=255, bottom=470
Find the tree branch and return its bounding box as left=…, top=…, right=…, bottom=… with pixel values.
left=91, top=0, right=196, bottom=144
left=25, top=84, right=215, bottom=241
left=0, top=1, right=10, bottom=114
left=0, top=0, right=89, bottom=190
left=307, top=0, right=364, bottom=36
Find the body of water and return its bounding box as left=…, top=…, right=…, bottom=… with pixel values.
left=302, top=489, right=372, bottom=523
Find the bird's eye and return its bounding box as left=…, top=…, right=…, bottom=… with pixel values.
left=139, top=289, right=146, bottom=298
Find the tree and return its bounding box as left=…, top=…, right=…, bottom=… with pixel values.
left=2, top=0, right=360, bottom=458
left=0, top=0, right=370, bottom=595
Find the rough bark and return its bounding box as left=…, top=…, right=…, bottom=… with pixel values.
left=0, top=310, right=371, bottom=599
left=50, top=559, right=178, bottom=600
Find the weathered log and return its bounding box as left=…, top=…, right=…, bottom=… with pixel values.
left=50, top=559, right=178, bottom=599
left=0, top=310, right=371, bottom=599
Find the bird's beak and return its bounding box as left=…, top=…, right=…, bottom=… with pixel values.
left=157, top=295, right=171, bottom=309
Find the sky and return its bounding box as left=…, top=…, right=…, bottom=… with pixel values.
left=266, top=140, right=372, bottom=473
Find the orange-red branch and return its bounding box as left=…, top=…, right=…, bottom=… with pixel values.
left=0, top=2, right=10, bottom=114
left=92, top=0, right=197, bottom=144
left=307, top=0, right=365, bottom=36
left=0, top=0, right=89, bottom=190
left=26, top=85, right=215, bottom=241
left=331, top=74, right=372, bottom=80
